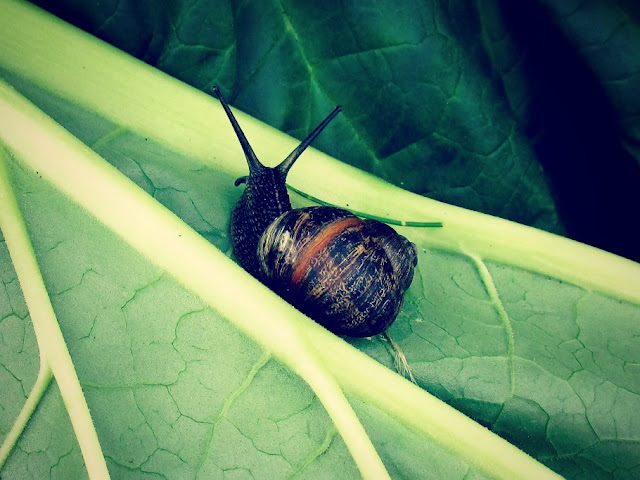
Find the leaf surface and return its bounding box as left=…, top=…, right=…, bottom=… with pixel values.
left=1, top=1, right=640, bottom=479
left=27, top=0, right=640, bottom=262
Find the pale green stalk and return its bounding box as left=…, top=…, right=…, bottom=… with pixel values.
left=1, top=0, right=638, bottom=306
left=0, top=146, right=110, bottom=479
left=0, top=78, right=390, bottom=480
left=0, top=357, right=52, bottom=470
left=0, top=73, right=560, bottom=480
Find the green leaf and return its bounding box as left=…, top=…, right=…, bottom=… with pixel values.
left=26, top=0, right=640, bottom=264
left=1, top=1, right=639, bottom=479
left=477, top=0, right=640, bottom=262
left=29, top=0, right=566, bottom=237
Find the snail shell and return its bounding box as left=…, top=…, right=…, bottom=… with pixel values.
left=258, top=206, right=418, bottom=337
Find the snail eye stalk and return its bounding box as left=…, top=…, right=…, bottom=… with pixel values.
left=276, top=105, right=342, bottom=176
left=213, top=86, right=341, bottom=180
left=213, top=86, right=262, bottom=174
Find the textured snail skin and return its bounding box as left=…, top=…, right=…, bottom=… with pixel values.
left=258, top=206, right=418, bottom=337
left=230, top=167, right=291, bottom=279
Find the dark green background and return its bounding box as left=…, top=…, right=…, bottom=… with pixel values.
left=31, top=0, right=640, bottom=262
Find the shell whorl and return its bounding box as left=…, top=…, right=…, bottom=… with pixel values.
left=258, top=206, right=418, bottom=337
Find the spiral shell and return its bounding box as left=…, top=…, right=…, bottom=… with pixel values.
left=258, top=206, right=418, bottom=337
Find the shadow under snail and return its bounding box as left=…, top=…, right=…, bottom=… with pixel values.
left=213, top=86, right=418, bottom=338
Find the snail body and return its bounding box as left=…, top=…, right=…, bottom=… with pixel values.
left=213, top=86, right=418, bottom=337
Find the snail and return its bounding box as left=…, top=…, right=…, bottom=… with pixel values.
left=213, top=86, right=418, bottom=337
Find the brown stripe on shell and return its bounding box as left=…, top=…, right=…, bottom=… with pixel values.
left=290, top=216, right=362, bottom=290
